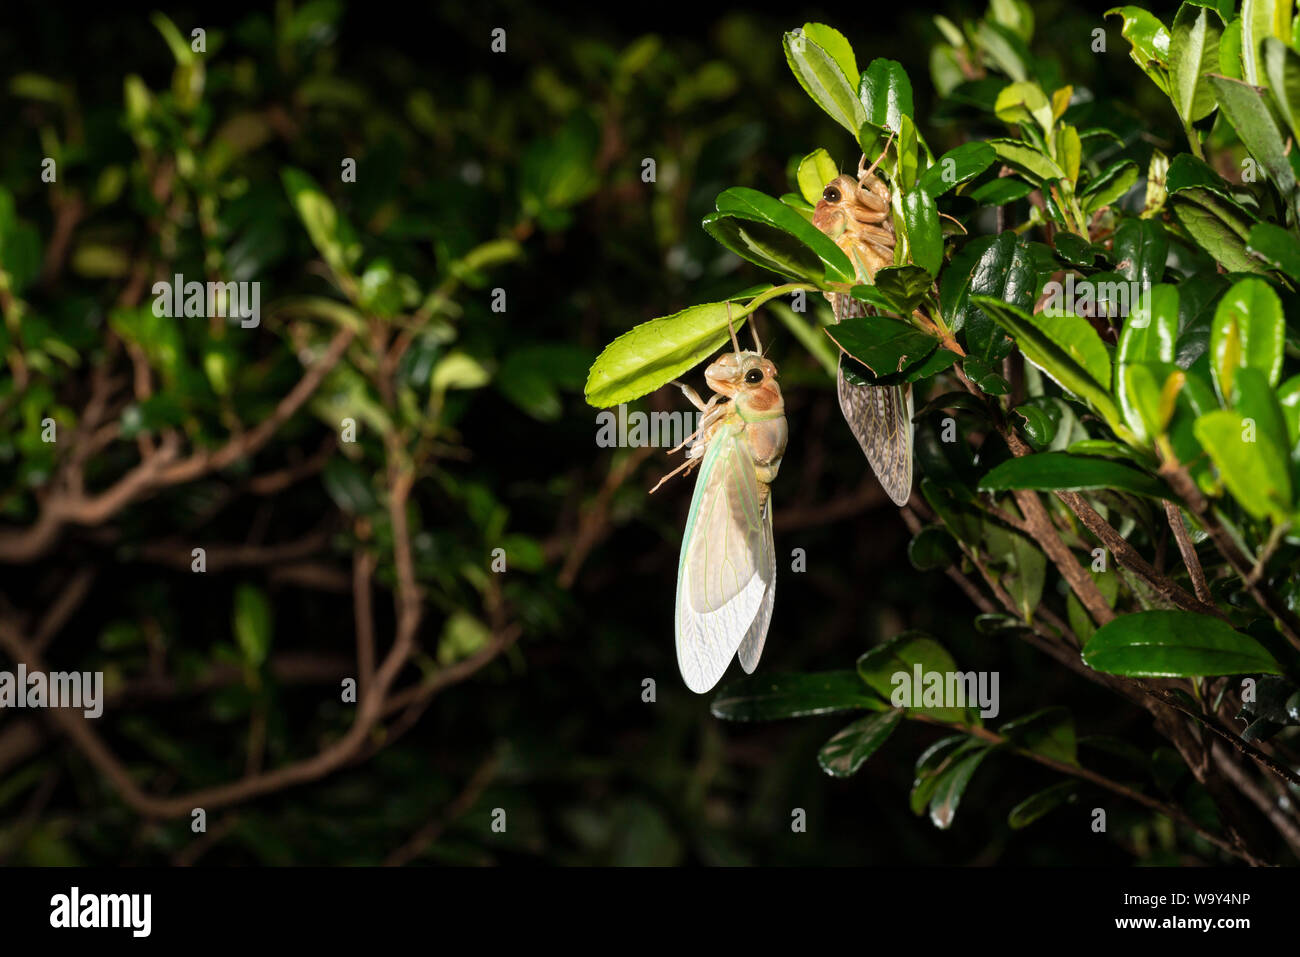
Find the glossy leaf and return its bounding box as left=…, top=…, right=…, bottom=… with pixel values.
left=1195, top=408, right=1294, bottom=521
left=796, top=147, right=839, bottom=206
left=929, top=746, right=992, bottom=829
left=1169, top=3, right=1223, bottom=125
left=1082, top=610, right=1283, bottom=676
left=711, top=187, right=855, bottom=284
left=784, top=29, right=867, bottom=136
left=1209, top=276, right=1285, bottom=400
left=858, top=57, right=914, bottom=132
left=970, top=296, right=1126, bottom=434
left=818, top=709, right=903, bottom=778
left=711, top=671, right=886, bottom=721
left=902, top=188, right=943, bottom=276
left=585, top=300, right=756, bottom=407
left=979, top=452, right=1169, bottom=498
left=1000, top=706, right=1078, bottom=765
left=857, top=631, right=972, bottom=723
left=1008, top=781, right=1078, bottom=829
left=918, top=142, right=997, bottom=198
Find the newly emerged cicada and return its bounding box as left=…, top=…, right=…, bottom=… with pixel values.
left=812, top=152, right=914, bottom=507
left=652, top=322, right=786, bottom=693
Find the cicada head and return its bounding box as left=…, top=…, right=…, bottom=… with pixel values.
left=812, top=172, right=896, bottom=282
left=705, top=350, right=783, bottom=418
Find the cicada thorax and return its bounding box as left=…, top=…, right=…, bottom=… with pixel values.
left=811, top=163, right=897, bottom=288
left=700, top=351, right=787, bottom=494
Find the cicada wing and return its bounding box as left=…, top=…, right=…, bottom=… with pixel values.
left=675, top=426, right=768, bottom=694
left=838, top=356, right=914, bottom=506
left=736, top=497, right=775, bottom=675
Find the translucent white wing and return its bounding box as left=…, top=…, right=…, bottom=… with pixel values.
left=736, top=497, right=775, bottom=674
left=676, top=425, right=768, bottom=694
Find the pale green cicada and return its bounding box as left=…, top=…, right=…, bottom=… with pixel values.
left=812, top=154, right=914, bottom=507
left=652, top=323, right=786, bottom=693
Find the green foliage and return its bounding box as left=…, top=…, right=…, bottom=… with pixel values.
left=582, top=0, right=1300, bottom=863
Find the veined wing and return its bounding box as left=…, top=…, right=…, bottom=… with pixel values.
left=736, top=496, right=775, bottom=674
left=676, top=423, right=769, bottom=694
left=831, top=292, right=914, bottom=507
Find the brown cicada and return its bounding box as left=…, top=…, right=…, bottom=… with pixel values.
left=811, top=152, right=913, bottom=507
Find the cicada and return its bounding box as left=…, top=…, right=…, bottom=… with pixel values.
left=812, top=152, right=914, bottom=507
left=651, top=323, right=786, bottom=693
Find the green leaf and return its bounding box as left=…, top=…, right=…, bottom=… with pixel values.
left=1008, top=781, right=1079, bottom=829
left=976, top=19, right=1031, bottom=81
left=281, top=167, right=361, bottom=279
left=1112, top=217, right=1168, bottom=287
left=1119, top=283, right=1179, bottom=367
left=802, top=22, right=860, bottom=88
left=908, top=525, right=962, bottom=570
left=1262, top=37, right=1300, bottom=141
left=982, top=522, right=1047, bottom=620
left=1082, top=160, right=1140, bottom=215
left=1082, top=609, right=1283, bottom=676
left=1209, top=74, right=1297, bottom=202
left=979, top=452, right=1170, bottom=498
left=930, top=746, right=992, bottom=829
left=1117, top=284, right=1180, bottom=441
left=1195, top=408, right=1294, bottom=520
left=827, top=314, right=955, bottom=383
left=1241, top=0, right=1294, bottom=86
left=1000, top=706, right=1078, bottom=765
left=858, top=57, right=914, bottom=132
left=970, top=178, right=1033, bottom=205
left=969, top=296, right=1126, bottom=434
left=784, top=29, right=868, bottom=136
left=519, top=112, right=600, bottom=218
left=322, top=458, right=378, bottom=515
left=902, top=189, right=943, bottom=276
left=707, top=187, right=855, bottom=284
left=857, top=631, right=972, bottom=723
left=1232, top=365, right=1293, bottom=474
left=990, top=138, right=1065, bottom=183
left=1172, top=198, right=1268, bottom=273
left=710, top=671, right=885, bottom=721
left=585, top=300, right=760, bottom=407
left=1246, top=222, right=1300, bottom=278
left=1170, top=2, right=1223, bottom=125
left=964, top=232, right=1035, bottom=361
left=796, top=147, right=839, bottom=206
left=910, top=735, right=975, bottom=814
left=817, top=709, right=903, bottom=778
left=1106, top=7, right=1172, bottom=95
left=232, top=584, right=273, bottom=670
left=873, top=264, right=934, bottom=315
left=1277, top=373, right=1300, bottom=462
left=1209, top=276, right=1285, bottom=400
left=1121, top=363, right=1173, bottom=441
left=918, top=142, right=997, bottom=197
left=1220, top=16, right=1244, bottom=80
left=995, top=80, right=1054, bottom=132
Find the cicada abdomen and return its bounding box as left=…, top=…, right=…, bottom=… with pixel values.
left=812, top=160, right=914, bottom=507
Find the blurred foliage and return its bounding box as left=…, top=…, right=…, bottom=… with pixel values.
left=3, top=0, right=1289, bottom=867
